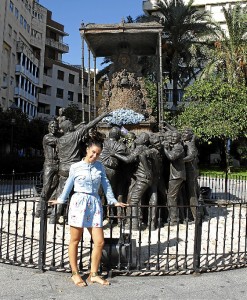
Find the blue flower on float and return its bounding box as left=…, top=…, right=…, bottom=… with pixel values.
left=102, top=108, right=145, bottom=126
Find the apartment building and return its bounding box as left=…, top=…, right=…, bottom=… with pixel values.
left=0, top=0, right=46, bottom=117
left=143, top=0, right=247, bottom=23
left=38, top=9, right=87, bottom=120
left=0, top=0, right=91, bottom=121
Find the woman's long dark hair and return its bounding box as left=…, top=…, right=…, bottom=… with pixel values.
left=87, top=129, right=105, bottom=149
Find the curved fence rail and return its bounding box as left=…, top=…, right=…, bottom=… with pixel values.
left=0, top=171, right=246, bottom=203
left=0, top=171, right=42, bottom=201
left=0, top=198, right=246, bottom=275
left=0, top=171, right=246, bottom=275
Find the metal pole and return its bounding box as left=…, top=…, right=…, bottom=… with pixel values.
left=11, top=169, right=15, bottom=203
left=193, top=195, right=203, bottom=273
left=88, top=48, right=91, bottom=121
left=159, top=31, right=163, bottom=129
left=81, top=30, right=85, bottom=123
left=93, top=56, right=97, bottom=118
left=38, top=197, right=48, bottom=271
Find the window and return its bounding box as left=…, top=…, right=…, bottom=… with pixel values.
left=8, top=24, right=12, bottom=36
left=15, top=7, right=19, bottom=19
left=57, top=70, right=64, bottom=80
left=13, top=31, right=17, bottom=43
left=20, top=15, right=23, bottom=25
left=84, top=95, right=89, bottom=104
left=69, top=74, right=75, bottom=84
left=38, top=103, right=50, bottom=114
left=78, top=93, right=82, bottom=103
left=3, top=73, right=7, bottom=84
left=56, top=88, right=64, bottom=99
left=68, top=91, right=74, bottom=101
left=9, top=1, right=14, bottom=12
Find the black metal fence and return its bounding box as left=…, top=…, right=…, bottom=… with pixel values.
left=1, top=171, right=246, bottom=203
left=0, top=172, right=246, bottom=276
left=199, top=173, right=247, bottom=202
left=0, top=171, right=42, bottom=201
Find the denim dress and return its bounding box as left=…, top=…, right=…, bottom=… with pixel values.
left=57, top=160, right=117, bottom=228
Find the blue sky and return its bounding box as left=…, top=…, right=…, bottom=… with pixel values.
left=39, top=0, right=145, bottom=68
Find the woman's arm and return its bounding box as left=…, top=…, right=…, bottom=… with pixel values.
left=50, top=167, right=75, bottom=205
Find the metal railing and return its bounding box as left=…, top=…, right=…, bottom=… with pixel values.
left=0, top=199, right=246, bottom=275
left=1, top=171, right=246, bottom=203
left=199, top=173, right=247, bottom=202
left=0, top=171, right=246, bottom=275
left=0, top=171, right=42, bottom=202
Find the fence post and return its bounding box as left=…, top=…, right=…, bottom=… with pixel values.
left=11, top=169, right=15, bottom=203
left=38, top=197, right=48, bottom=271
left=193, top=195, right=203, bottom=273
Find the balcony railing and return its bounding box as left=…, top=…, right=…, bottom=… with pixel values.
left=45, top=38, right=69, bottom=53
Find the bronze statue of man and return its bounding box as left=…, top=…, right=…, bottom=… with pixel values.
left=35, top=120, right=59, bottom=218
left=163, top=131, right=186, bottom=225
left=49, top=112, right=109, bottom=224
left=112, top=132, right=155, bottom=230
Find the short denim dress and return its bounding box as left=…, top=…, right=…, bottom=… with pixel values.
left=57, top=160, right=117, bottom=228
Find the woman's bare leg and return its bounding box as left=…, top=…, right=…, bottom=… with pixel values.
left=69, top=226, right=86, bottom=286
left=87, top=227, right=109, bottom=285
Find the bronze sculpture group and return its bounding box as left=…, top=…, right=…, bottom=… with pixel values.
left=36, top=111, right=207, bottom=229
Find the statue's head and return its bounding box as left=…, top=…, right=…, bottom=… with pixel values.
left=149, top=133, right=161, bottom=150
left=182, top=128, right=194, bottom=141
left=60, top=120, right=74, bottom=133
left=135, top=132, right=149, bottom=146
left=171, top=131, right=182, bottom=144
left=48, top=121, right=58, bottom=134
left=58, top=107, right=65, bottom=116
left=127, top=131, right=136, bottom=141
left=109, top=126, right=121, bottom=140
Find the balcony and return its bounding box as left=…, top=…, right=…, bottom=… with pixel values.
left=15, top=65, right=39, bottom=85
left=16, top=42, right=24, bottom=53
left=14, top=87, right=37, bottom=103
left=30, top=36, right=43, bottom=49
left=45, top=38, right=69, bottom=53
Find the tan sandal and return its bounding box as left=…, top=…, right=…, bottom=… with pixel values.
left=71, top=271, right=87, bottom=287
left=87, top=272, right=110, bottom=286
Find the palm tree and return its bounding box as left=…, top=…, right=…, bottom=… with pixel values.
left=202, top=3, right=247, bottom=85
left=156, top=0, right=214, bottom=107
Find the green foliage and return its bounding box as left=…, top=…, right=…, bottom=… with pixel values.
left=28, top=118, right=48, bottom=150
left=200, top=168, right=247, bottom=178
left=63, top=104, right=82, bottom=125
left=157, top=0, right=214, bottom=105
left=201, top=3, right=247, bottom=85
left=0, top=107, right=29, bottom=148
left=144, top=77, right=158, bottom=117
left=176, top=77, right=247, bottom=142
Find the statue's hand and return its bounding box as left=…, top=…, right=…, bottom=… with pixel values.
left=110, top=151, right=116, bottom=157
left=102, top=108, right=112, bottom=116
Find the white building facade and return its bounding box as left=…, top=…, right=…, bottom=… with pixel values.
left=0, top=0, right=46, bottom=117
left=0, top=0, right=89, bottom=121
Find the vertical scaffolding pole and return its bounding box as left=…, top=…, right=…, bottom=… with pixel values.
left=93, top=56, right=97, bottom=118
left=80, top=28, right=85, bottom=123
left=88, top=48, right=91, bottom=122
left=158, top=31, right=163, bottom=129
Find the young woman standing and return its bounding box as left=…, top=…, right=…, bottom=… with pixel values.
left=50, top=137, right=128, bottom=286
